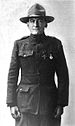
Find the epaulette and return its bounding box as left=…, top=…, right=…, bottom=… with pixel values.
left=19, top=36, right=29, bottom=40
left=47, top=36, right=61, bottom=44
left=46, top=36, right=62, bottom=51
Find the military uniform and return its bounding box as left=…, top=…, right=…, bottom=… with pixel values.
left=6, top=33, right=69, bottom=126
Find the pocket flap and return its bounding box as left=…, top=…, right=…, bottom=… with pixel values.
left=17, top=85, right=31, bottom=92
left=17, top=84, right=39, bottom=93
left=18, top=50, right=33, bottom=57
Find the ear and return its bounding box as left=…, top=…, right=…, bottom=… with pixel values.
left=27, top=22, right=29, bottom=27
left=44, top=22, right=47, bottom=28
left=45, top=23, right=47, bottom=28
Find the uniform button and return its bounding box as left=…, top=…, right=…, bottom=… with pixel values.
left=19, top=88, right=23, bottom=92
left=23, top=54, right=27, bottom=57
left=37, top=71, right=40, bottom=74
left=49, top=54, right=53, bottom=59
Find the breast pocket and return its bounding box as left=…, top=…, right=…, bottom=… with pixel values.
left=18, top=49, right=34, bottom=71
left=18, top=49, right=33, bottom=58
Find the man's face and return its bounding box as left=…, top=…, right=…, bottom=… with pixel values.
left=27, top=17, right=46, bottom=35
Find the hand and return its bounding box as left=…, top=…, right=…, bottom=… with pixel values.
left=10, top=106, right=21, bottom=120
left=54, top=106, right=63, bottom=119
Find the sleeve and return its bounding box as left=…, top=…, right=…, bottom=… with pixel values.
left=6, top=41, right=20, bottom=107
left=55, top=40, right=69, bottom=107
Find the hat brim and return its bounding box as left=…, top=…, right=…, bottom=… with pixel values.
left=20, top=16, right=54, bottom=23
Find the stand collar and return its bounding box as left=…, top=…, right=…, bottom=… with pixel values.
left=29, top=33, right=46, bottom=44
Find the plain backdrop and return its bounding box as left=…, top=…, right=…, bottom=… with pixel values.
left=0, top=0, right=75, bottom=126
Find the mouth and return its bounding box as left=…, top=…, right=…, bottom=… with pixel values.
left=33, top=27, right=39, bottom=30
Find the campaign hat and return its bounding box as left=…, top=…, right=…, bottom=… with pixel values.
left=20, top=3, right=54, bottom=23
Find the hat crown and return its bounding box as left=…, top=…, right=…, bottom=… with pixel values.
left=20, top=3, right=54, bottom=23
left=28, top=3, right=46, bottom=17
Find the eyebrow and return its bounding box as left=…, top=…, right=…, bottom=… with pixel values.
left=29, top=17, right=44, bottom=20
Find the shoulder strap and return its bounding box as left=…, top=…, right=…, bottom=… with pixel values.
left=20, top=36, right=29, bottom=40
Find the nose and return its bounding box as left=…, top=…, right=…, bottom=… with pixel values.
left=34, top=20, right=39, bottom=27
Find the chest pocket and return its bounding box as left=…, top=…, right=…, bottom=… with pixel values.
left=18, top=50, right=33, bottom=58
left=18, top=46, right=35, bottom=73
left=18, top=42, right=34, bottom=58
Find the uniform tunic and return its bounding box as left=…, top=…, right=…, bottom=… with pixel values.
left=6, top=33, right=69, bottom=126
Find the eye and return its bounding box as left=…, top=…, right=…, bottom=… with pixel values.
left=29, top=19, right=35, bottom=23
left=38, top=19, right=42, bottom=23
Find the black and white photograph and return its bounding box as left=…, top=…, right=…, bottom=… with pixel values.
left=0, top=0, right=75, bottom=126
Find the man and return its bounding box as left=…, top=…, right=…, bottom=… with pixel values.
left=6, top=3, right=69, bottom=126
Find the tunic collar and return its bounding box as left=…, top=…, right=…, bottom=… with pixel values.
left=29, top=33, right=46, bottom=44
